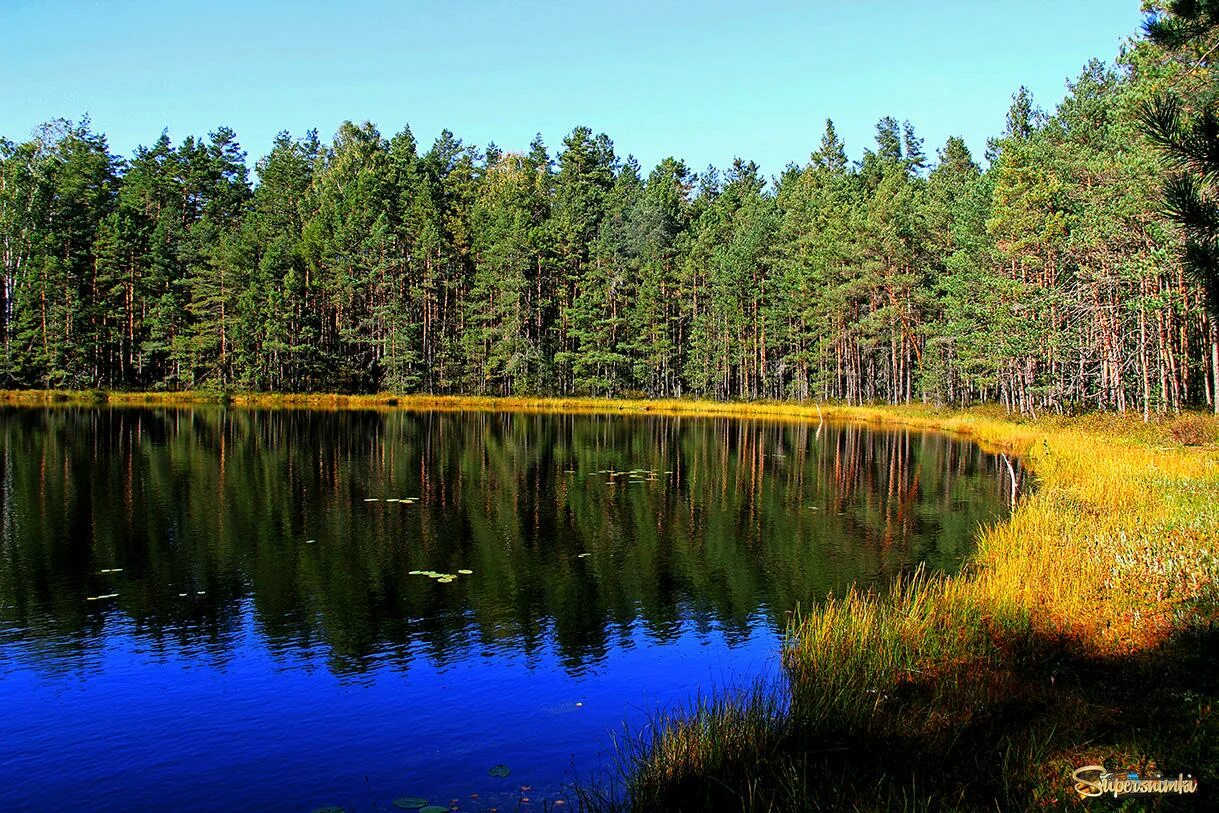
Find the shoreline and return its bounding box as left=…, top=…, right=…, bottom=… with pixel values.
left=4, top=388, right=1218, bottom=807
left=0, top=388, right=1040, bottom=455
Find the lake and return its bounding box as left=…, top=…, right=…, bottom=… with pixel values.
left=0, top=407, right=1014, bottom=811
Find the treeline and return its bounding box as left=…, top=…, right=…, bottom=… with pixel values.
left=1, top=38, right=1216, bottom=414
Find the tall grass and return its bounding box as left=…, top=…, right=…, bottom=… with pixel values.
left=574, top=405, right=1219, bottom=811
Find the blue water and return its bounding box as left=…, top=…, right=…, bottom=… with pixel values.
left=0, top=407, right=1010, bottom=811
left=0, top=605, right=781, bottom=811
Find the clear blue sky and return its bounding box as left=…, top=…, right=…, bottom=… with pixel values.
left=1, top=0, right=1144, bottom=179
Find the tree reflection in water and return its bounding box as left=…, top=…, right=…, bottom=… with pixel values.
left=0, top=407, right=1015, bottom=677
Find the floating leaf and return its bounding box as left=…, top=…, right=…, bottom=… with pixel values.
left=386, top=498, right=400, bottom=503
left=488, top=764, right=511, bottom=778
left=363, top=498, right=379, bottom=502
left=437, top=577, right=455, bottom=584
left=457, top=569, right=473, bottom=575
left=408, top=570, right=425, bottom=576
left=577, top=553, right=591, bottom=558
left=419, top=807, right=448, bottom=813
left=392, top=797, right=427, bottom=810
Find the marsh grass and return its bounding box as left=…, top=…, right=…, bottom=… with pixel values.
left=595, top=686, right=795, bottom=810
left=561, top=403, right=1217, bottom=811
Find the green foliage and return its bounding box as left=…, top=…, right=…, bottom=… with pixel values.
left=1, top=23, right=1215, bottom=413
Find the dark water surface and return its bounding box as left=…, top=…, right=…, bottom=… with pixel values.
left=0, top=407, right=1014, bottom=811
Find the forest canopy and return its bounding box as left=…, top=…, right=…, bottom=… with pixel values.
left=1, top=24, right=1217, bottom=416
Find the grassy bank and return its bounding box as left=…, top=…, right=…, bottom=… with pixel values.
left=4, top=390, right=1218, bottom=808
left=592, top=410, right=1219, bottom=811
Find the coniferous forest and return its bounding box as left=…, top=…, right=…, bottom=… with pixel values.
left=3, top=33, right=1218, bottom=416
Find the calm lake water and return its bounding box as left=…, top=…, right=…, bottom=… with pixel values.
left=0, top=407, right=1014, bottom=811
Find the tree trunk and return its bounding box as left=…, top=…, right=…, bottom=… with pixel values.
left=1212, top=319, right=1219, bottom=415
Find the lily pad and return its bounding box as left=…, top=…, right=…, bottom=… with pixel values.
left=392, top=797, right=427, bottom=810
left=437, top=577, right=455, bottom=584
left=488, top=764, right=511, bottom=778
left=419, top=807, right=448, bottom=813
left=457, top=569, right=473, bottom=575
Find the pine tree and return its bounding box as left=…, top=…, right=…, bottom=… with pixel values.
left=1141, top=1, right=1219, bottom=411
left=302, top=121, right=396, bottom=390
left=1, top=120, right=118, bottom=387
left=180, top=126, right=252, bottom=387
left=238, top=130, right=320, bottom=390
left=463, top=152, right=548, bottom=394
left=628, top=157, right=693, bottom=396
left=551, top=127, right=618, bottom=394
